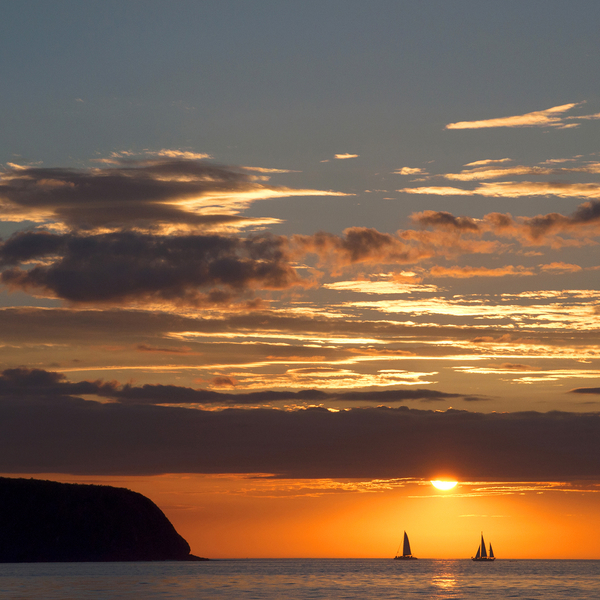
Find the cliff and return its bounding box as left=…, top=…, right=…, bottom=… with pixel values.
left=0, top=477, right=206, bottom=562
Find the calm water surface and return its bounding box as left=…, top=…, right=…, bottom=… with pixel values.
left=0, top=559, right=598, bottom=599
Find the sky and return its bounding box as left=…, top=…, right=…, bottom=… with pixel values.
left=1, top=0, right=600, bottom=559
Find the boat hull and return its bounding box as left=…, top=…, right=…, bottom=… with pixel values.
left=472, top=557, right=495, bottom=561
left=394, top=556, right=418, bottom=560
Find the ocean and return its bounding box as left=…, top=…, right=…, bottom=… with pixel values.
left=0, top=559, right=598, bottom=599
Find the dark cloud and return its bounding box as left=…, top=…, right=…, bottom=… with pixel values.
left=0, top=230, right=298, bottom=304
left=523, top=212, right=570, bottom=240
left=0, top=159, right=288, bottom=229
left=293, top=227, right=420, bottom=265
left=0, top=368, right=469, bottom=405
left=408, top=201, right=600, bottom=242
left=571, top=199, right=600, bottom=223
left=411, top=211, right=480, bottom=231
left=112, top=384, right=466, bottom=405
left=136, top=344, right=194, bottom=354
left=330, top=389, right=464, bottom=403
left=0, top=368, right=116, bottom=398
left=569, top=387, right=600, bottom=395
left=0, top=397, right=597, bottom=481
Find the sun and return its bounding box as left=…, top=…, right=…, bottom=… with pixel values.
left=431, top=480, right=458, bottom=491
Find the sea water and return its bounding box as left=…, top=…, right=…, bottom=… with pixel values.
left=0, top=559, right=598, bottom=599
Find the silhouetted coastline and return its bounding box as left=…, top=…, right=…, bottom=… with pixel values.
left=0, top=477, right=207, bottom=562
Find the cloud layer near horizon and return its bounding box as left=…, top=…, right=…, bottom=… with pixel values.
left=0, top=391, right=598, bottom=481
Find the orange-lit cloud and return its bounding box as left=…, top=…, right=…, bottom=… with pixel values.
left=539, top=262, right=582, bottom=274
left=394, top=167, right=428, bottom=175
left=444, top=162, right=600, bottom=181
left=240, top=166, right=301, bottom=173
left=410, top=202, right=600, bottom=246
left=445, top=102, right=588, bottom=129
left=429, top=265, right=534, bottom=278
left=464, top=158, right=512, bottom=167
left=400, top=181, right=600, bottom=200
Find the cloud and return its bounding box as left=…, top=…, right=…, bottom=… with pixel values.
left=411, top=210, right=479, bottom=231
left=569, top=387, right=600, bottom=395
left=539, top=262, right=582, bottom=274
left=136, top=344, right=195, bottom=354
left=0, top=397, right=598, bottom=481
left=444, top=162, right=600, bottom=182
left=0, top=368, right=472, bottom=406
left=495, top=363, right=539, bottom=371
left=445, top=102, right=584, bottom=129
left=0, top=367, right=117, bottom=398
left=398, top=186, right=474, bottom=196
left=240, top=166, right=300, bottom=174
left=0, top=230, right=300, bottom=305
left=408, top=201, right=600, bottom=246
left=149, top=149, right=213, bottom=160
left=293, top=227, right=429, bottom=266
left=394, top=167, right=428, bottom=175
left=0, top=159, right=346, bottom=229
left=333, top=154, right=359, bottom=160
left=399, top=181, right=600, bottom=200
left=429, top=265, right=535, bottom=279
left=111, top=383, right=466, bottom=405
left=464, top=158, right=512, bottom=167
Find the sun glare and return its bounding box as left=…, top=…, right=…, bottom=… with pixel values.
left=431, top=480, right=458, bottom=491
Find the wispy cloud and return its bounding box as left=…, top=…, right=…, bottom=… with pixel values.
left=464, top=158, right=512, bottom=167
left=400, top=181, right=600, bottom=201
left=445, top=102, right=590, bottom=129
left=429, top=265, right=535, bottom=278
left=393, top=167, right=428, bottom=175
left=444, top=162, right=600, bottom=182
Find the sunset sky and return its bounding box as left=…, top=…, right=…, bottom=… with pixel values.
left=1, top=1, right=600, bottom=559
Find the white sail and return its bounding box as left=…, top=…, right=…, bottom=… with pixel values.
left=403, top=531, right=412, bottom=556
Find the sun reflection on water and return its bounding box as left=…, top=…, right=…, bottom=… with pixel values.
left=432, top=572, right=457, bottom=590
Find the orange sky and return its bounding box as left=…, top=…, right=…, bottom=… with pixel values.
left=11, top=473, right=599, bottom=560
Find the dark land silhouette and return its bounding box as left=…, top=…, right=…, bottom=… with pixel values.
left=0, top=477, right=207, bottom=562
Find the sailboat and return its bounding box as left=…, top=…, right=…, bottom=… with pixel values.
left=394, top=531, right=417, bottom=560
left=472, top=532, right=495, bottom=561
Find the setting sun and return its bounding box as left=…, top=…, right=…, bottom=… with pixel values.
left=431, top=480, right=458, bottom=491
